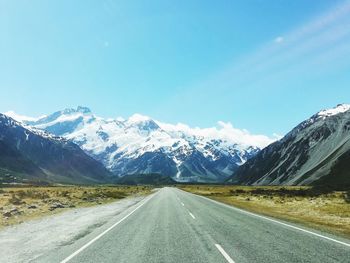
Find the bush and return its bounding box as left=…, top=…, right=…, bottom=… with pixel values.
left=16, top=190, right=50, bottom=199
left=8, top=194, right=24, bottom=205
left=345, top=190, right=350, bottom=203
left=230, top=189, right=245, bottom=195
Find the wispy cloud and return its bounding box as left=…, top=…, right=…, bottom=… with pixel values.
left=157, top=1, right=350, bottom=134
left=274, top=36, right=284, bottom=43
left=217, top=0, right=350, bottom=86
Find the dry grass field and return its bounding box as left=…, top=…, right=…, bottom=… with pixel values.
left=0, top=185, right=153, bottom=228
left=180, top=185, right=350, bottom=238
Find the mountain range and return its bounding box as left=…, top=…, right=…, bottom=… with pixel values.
left=9, top=106, right=263, bottom=183
left=3, top=104, right=350, bottom=188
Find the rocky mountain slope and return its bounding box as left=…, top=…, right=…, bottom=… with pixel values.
left=0, top=113, right=112, bottom=184
left=10, top=107, right=268, bottom=182
left=228, top=104, right=350, bottom=189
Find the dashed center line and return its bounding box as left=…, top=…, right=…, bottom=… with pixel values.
left=215, top=244, right=235, bottom=263
left=188, top=212, right=196, bottom=219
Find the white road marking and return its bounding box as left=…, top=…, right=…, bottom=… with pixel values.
left=181, top=189, right=350, bottom=248
left=60, top=194, right=156, bottom=263
left=189, top=212, right=196, bottom=219
left=215, top=244, right=235, bottom=263
left=181, top=202, right=185, bottom=206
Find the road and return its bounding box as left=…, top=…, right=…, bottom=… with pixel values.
left=37, top=187, right=350, bottom=263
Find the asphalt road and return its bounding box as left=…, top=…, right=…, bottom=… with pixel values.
left=37, top=187, right=350, bottom=263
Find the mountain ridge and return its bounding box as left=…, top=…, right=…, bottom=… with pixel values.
left=0, top=113, right=113, bottom=184
left=7, top=106, right=273, bottom=182
left=228, top=104, right=350, bottom=189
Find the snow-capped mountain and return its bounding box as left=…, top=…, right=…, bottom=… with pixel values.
left=7, top=106, right=272, bottom=182
left=0, top=113, right=112, bottom=184
left=228, top=104, right=350, bottom=189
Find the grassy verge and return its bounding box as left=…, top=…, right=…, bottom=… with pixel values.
left=0, top=185, right=153, bottom=228
left=179, top=185, right=350, bottom=238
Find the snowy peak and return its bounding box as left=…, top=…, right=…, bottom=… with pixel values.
left=0, top=113, right=25, bottom=131
left=316, top=104, right=350, bottom=119
left=229, top=103, right=350, bottom=188
left=76, top=106, right=92, bottom=114
left=44, top=106, right=92, bottom=119
left=286, top=104, right=350, bottom=138
left=59, top=106, right=92, bottom=115
left=4, top=111, right=44, bottom=123
left=125, top=114, right=161, bottom=133
left=0, top=113, right=70, bottom=143
left=22, top=108, right=96, bottom=137
left=127, top=113, right=151, bottom=123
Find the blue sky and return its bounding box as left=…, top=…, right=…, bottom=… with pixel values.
left=1, top=0, right=350, bottom=136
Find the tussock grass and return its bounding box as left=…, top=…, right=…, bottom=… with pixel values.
left=180, top=185, right=350, bottom=238
left=0, top=185, right=152, bottom=228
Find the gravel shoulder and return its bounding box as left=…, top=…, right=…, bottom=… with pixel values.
left=0, top=194, right=148, bottom=263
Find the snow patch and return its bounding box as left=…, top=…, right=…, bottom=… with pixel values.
left=317, top=104, right=350, bottom=118
left=127, top=113, right=151, bottom=123
left=4, top=111, right=45, bottom=123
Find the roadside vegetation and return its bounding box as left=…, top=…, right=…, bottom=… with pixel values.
left=0, top=185, right=152, bottom=228
left=179, top=185, right=350, bottom=238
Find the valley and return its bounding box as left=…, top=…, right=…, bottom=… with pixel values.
left=1, top=104, right=350, bottom=243
left=2, top=2, right=350, bottom=261
left=1, top=104, right=350, bottom=262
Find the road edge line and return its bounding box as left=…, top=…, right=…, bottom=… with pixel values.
left=178, top=189, right=350, bottom=248
left=60, top=193, right=156, bottom=263
left=215, top=244, right=235, bottom=263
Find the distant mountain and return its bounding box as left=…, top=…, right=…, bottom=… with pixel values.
left=12, top=106, right=265, bottom=182
left=117, top=173, right=177, bottom=185
left=228, top=104, right=350, bottom=189
left=0, top=113, right=112, bottom=184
